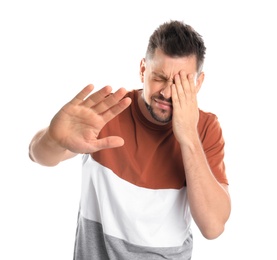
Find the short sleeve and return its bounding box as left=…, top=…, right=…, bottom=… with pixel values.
left=198, top=111, right=228, bottom=185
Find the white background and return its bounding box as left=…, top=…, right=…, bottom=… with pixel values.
left=1, top=0, right=276, bottom=259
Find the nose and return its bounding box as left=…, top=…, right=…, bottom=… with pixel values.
left=160, top=82, right=173, bottom=99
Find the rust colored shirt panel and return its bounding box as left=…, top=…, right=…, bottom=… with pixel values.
left=92, top=89, right=228, bottom=189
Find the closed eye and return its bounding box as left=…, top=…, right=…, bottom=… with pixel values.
left=153, top=77, right=166, bottom=82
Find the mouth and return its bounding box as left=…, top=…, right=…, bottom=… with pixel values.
left=153, top=98, right=172, bottom=111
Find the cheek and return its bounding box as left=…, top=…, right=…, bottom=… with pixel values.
left=145, top=79, right=163, bottom=94
left=143, top=79, right=165, bottom=103
left=143, top=87, right=152, bottom=105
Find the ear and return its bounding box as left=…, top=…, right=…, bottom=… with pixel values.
left=139, top=58, right=146, bottom=83
left=196, top=72, right=205, bottom=93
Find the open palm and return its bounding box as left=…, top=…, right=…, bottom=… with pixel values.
left=48, top=84, right=131, bottom=154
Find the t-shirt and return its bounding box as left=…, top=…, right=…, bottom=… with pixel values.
left=73, top=89, right=228, bottom=260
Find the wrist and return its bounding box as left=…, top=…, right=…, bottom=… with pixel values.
left=43, top=129, right=67, bottom=153
left=179, top=133, right=202, bottom=152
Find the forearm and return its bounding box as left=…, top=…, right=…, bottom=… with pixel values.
left=29, top=128, right=76, bottom=166
left=181, top=135, right=231, bottom=239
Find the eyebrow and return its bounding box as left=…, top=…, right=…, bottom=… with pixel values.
left=152, top=72, right=173, bottom=82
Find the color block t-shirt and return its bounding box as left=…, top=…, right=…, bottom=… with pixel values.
left=73, top=89, right=227, bottom=260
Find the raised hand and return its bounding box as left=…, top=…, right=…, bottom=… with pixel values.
left=171, top=71, right=200, bottom=145
left=48, top=84, right=131, bottom=154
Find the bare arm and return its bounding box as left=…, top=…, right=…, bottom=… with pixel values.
left=172, top=71, right=231, bottom=239
left=179, top=136, right=231, bottom=239
left=29, top=84, right=132, bottom=166
left=29, top=127, right=77, bottom=166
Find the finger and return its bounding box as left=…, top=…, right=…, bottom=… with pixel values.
left=173, top=73, right=185, bottom=103
left=101, top=96, right=132, bottom=123
left=187, top=73, right=197, bottom=93
left=171, top=82, right=180, bottom=107
left=87, top=136, right=126, bottom=153
left=70, top=84, right=95, bottom=105
left=179, top=71, right=191, bottom=94
left=82, top=85, right=112, bottom=107
left=180, top=71, right=197, bottom=93
left=92, top=87, right=130, bottom=114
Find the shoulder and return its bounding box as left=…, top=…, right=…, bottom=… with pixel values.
left=125, top=89, right=141, bottom=99
left=199, top=109, right=218, bottom=122
left=198, top=109, right=224, bottom=142
left=198, top=109, right=220, bottom=129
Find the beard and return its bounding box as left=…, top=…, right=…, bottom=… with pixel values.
left=144, top=94, right=172, bottom=124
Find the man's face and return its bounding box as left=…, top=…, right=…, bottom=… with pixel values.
left=140, top=49, right=200, bottom=124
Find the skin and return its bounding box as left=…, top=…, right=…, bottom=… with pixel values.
left=29, top=48, right=231, bottom=240
left=29, top=86, right=132, bottom=166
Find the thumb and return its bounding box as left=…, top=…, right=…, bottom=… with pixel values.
left=87, top=136, right=125, bottom=153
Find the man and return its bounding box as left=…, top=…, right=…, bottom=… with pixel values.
left=29, top=20, right=231, bottom=260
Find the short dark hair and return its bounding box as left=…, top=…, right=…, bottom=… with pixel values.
left=145, top=20, right=206, bottom=73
